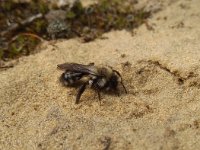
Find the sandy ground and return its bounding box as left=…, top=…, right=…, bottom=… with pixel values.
left=1, top=0, right=200, bottom=149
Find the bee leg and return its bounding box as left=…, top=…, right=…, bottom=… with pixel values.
left=97, top=91, right=102, bottom=105
left=93, top=86, right=101, bottom=104
left=96, top=90, right=101, bottom=101
left=76, top=83, right=87, bottom=104
left=116, top=87, right=120, bottom=96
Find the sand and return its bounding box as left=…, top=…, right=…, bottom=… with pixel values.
left=1, top=0, right=200, bottom=149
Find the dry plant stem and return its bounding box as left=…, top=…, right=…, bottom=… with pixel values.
left=11, top=33, right=45, bottom=43
left=0, top=13, right=43, bottom=37
left=0, top=65, right=14, bottom=69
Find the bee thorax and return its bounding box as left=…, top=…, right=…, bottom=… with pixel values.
left=97, top=78, right=107, bottom=88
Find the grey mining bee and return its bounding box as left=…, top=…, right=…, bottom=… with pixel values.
left=57, top=63, right=127, bottom=104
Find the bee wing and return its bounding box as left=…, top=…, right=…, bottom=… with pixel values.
left=57, top=63, right=98, bottom=75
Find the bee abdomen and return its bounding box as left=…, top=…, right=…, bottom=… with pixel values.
left=60, top=72, right=83, bottom=86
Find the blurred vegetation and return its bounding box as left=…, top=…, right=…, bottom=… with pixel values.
left=0, top=0, right=151, bottom=61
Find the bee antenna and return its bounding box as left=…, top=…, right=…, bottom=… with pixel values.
left=113, top=70, right=127, bottom=94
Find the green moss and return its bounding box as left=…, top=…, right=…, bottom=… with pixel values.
left=66, top=11, right=76, bottom=19
left=1, top=1, right=13, bottom=11
left=38, top=2, right=49, bottom=14
left=0, top=0, right=151, bottom=60
left=34, top=20, right=48, bottom=33
left=71, top=1, right=84, bottom=15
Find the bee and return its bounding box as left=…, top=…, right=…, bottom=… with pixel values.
left=57, top=63, right=127, bottom=104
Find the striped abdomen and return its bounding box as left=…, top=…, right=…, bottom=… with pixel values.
left=60, top=72, right=83, bottom=86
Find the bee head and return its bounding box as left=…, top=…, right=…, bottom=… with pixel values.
left=108, top=72, right=120, bottom=89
